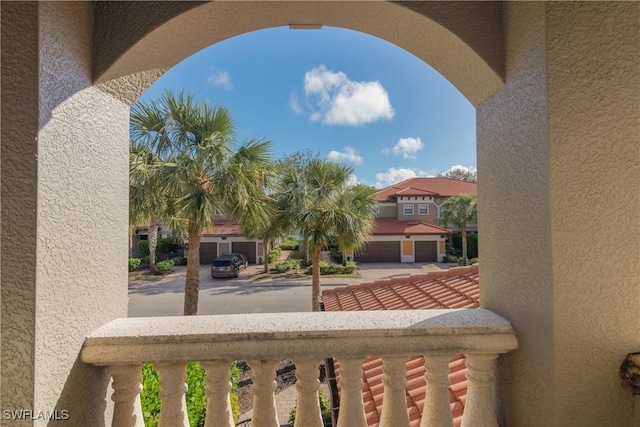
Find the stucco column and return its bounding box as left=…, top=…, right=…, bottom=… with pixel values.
left=478, top=2, right=640, bottom=426
left=2, top=2, right=131, bottom=425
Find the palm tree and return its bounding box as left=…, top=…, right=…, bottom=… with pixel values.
left=439, top=194, right=478, bottom=265
left=280, top=159, right=376, bottom=311
left=130, top=90, right=273, bottom=315
left=129, top=142, right=166, bottom=273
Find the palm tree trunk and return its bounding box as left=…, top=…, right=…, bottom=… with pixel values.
left=184, top=221, right=201, bottom=316
left=461, top=225, right=468, bottom=266
left=148, top=218, right=159, bottom=274
left=311, top=242, right=322, bottom=312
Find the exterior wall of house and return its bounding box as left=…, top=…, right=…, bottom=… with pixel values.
left=377, top=204, right=397, bottom=218
left=396, top=202, right=438, bottom=223
left=365, top=235, right=445, bottom=263
left=1, top=2, right=129, bottom=423
left=478, top=2, right=640, bottom=426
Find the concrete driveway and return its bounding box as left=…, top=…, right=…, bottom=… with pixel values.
left=128, top=262, right=452, bottom=317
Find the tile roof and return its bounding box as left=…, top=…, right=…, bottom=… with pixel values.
left=374, top=177, right=477, bottom=202
left=322, top=265, right=479, bottom=427
left=201, top=221, right=243, bottom=237
left=371, top=217, right=451, bottom=236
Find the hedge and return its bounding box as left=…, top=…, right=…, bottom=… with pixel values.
left=141, top=362, right=241, bottom=427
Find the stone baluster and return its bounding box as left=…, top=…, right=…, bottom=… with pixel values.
left=379, top=356, right=410, bottom=427
left=292, top=359, right=323, bottom=427
left=202, top=360, right=235, bottom=427
left=336, top=358, right=367, bottom=427
left=420, top=355, right=454, bottom=427
left=247, top=359, right=279, bottom=427
left=461, top=354, right=498, bottom=427
left=156, top=362, right=190, bottom=427
left=106, top=364, right=145, bottom=427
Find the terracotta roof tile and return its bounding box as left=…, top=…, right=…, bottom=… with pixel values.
left=323, top=265, right=480, bottom=427
left=372, top=217, right=451, bottom=235
left=373, top=177, right=477, bottom=202
left=201, top=221, right=243, bottom=237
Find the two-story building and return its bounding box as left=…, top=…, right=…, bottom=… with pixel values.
left=354, top=177, right=477, bottom=263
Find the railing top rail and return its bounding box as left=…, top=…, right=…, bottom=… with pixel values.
left=81, top=309, right=517, bottom=365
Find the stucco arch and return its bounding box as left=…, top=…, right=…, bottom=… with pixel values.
left=93, top=1, right=504, bottom=106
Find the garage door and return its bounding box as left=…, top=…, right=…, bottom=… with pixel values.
left=199, top=243, right=218, bottom=265
left=232, top=242, right=257, bottom=264
left=415, top=241, right=437, bottom=262
left=355, top=241, right=400, bottom=263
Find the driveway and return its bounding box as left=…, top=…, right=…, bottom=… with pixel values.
left=128, top=262, right=453, bottom=317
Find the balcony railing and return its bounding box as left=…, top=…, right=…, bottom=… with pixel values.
left=81, top=309, right=517, bottom=427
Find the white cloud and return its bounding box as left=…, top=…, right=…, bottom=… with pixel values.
left=289, top=93, right=302, bottom=114
left=207, top=69, right=233, bottom=89
left=347, top=174, right=359, bottom=186
left=390, top=137, right=424, bottom=159
left=302, top=65, right=394, bottom=126
left=327, top=146, right=363, bottom=164
left=374, top=167, right=418, bottom=188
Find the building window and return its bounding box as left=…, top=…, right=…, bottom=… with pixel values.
left=418, top=204, right=429, bottom=215
left=403, top=205, right=414, bottom=215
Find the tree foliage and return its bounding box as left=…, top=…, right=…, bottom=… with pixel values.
left=278, top=159, right=376, bottom=311
left=441, top=165, right=477, bottom=182
left=439, top=194, right=478, bottom=265
left=130, top=90, right=273, bottom=315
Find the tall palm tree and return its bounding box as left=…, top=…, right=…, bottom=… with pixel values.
left=130, top=90, right=273, bottom=315
left=280, top=159, right=376, bottom=311
left=129, top=142, right=166, bottom=273
left=439, top=194, right=478, bottom=265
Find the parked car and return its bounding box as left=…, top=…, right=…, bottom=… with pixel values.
left=211, top=253, right=248, bottom=278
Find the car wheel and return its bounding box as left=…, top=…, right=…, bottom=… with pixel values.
left=234, top=268, right=239, bottom=278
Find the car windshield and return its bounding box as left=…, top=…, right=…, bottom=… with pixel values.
left=212, top=260, right=232, bottom=267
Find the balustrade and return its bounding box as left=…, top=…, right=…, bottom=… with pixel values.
left=81, top=309, right=517, bottom=427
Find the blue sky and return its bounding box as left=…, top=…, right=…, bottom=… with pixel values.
left=139, top=26, right=476, bottom=188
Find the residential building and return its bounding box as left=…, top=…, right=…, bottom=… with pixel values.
left=195, top=221, right=263, bottom=265
left=322, top=265, right=480, bottom=427
left=355, top=178, right=477, bottom=263
left=2, top=3, right=638, bottom=426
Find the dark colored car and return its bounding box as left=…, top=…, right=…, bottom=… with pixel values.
left=211, top=253, right=248, bottom=278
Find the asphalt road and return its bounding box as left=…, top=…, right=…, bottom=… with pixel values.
left=128, top=262, right=448, bottom=317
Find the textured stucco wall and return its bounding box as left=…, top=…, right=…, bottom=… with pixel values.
left=479, top=2, right=640, bottom=426
left=546, top=3, right=640, bottom=425
left=477, top=4, right=554, bottom=425
left=35, top=3, right=130, bottom=424
left=1, top=1, right=39, bottom=414
left=1, top=2, right=129, bottom=425
left=92, top=1, right=503, bottom=105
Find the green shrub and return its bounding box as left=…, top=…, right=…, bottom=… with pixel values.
left=274, top=259, right=302, bottom=274
left=307, top=261, right=357, bottom=275
left=156, top=237, right=176, bottom=255
left=171, top=256, right=187, bottom=266
left=288, top=389, right=332, bottom=427
left=279, top=239, right=299, bottom=250
left=268, top=248, right=281, bottom=263
left=156, top=260, right=174, bottom=274
left=138, top=239, right=150, bottom=257
left=443, top=255, right=459, bottom=263
left=141, top=362, right=241, bottom=427
left=450, top=232, right=478, bottom=259
left=329, top=247, right=343, bottom=264
left=469, top=257, right=479, bottom=264
left=129, top=257, right=141, bottom=271
left=143, top=255, right=151, bottom=265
